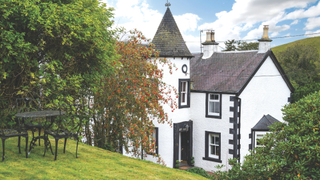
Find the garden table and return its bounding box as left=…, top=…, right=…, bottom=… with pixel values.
left=15, top=110, right=65, bottom=155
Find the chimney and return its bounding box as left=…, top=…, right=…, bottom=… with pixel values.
left=202, top=30, right=219, bottom=59
left=258, top=25, right=272, bottom=53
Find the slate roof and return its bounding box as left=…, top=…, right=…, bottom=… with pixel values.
left=252, top=114, right=280, bottom=131
left=151, top=8, right=193, bottom=58
left=190, top=50, right=294, bottom=94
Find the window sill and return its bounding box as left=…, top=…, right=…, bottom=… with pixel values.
left=202, top=157, right=222, bottom=163
left=179, top=105, right=190, bottom=109
left=205, top=114, right=221, bottom=119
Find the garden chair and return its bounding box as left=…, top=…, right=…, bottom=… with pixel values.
left=43, top=104, right=85, bottom=160
left=0, top=109, right=28, bottom=161
left=16, top=98, right=44, bottom=151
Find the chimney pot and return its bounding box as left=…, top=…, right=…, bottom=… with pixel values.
left=258, top=25, right=272, bottom=42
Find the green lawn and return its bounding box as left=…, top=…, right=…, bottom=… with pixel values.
left=0, top=132, right=206, bottom=180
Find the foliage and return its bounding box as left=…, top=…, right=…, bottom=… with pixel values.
left=277, top=44, right=319, bottom=89
left=84, top=29, right=177, bottom=165
left=0, top=136, right=207, bottom=180
left=213, top=91, right=320, bottom=179
left=175, top=160, right=180, bottom=168
left=0, top=0, right=116, bottom=127
left=190, top=157, right=194, bottom=164
left=291, top=81, right=320, bottom=103
left=224, top=39, right=258, bottom=51
left=237, top=41, right=259, bottom=51
left=224, top=40, right=238, bottom=51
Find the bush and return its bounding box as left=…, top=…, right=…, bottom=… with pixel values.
left=186, top=167, right=211, bottom=179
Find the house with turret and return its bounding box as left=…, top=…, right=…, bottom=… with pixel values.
left=124, top=4, right=294, bottom=172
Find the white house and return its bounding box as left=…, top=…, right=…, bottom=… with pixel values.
left=124, top=5, right=294, bottom=172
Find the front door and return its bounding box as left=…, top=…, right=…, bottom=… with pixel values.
left=173, top=120, right=193, bottom=167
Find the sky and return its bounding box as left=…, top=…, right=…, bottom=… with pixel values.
left=101, top=0, right=320, bottom=53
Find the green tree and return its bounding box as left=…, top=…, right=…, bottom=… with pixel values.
left=224, top=39, right=238, bottom=51
left=237, top=41, right=259, bottom=51
left=224, top=39, right=258, bottom=51
left=84, top=30, right=177, bottom=165
left=213, top=91, right=320, bottom=180
left=277, top=44, right=319, bottom=89
left=0, top=0, right=116, bottom=126
left=291, top=81, right=320, bottom=102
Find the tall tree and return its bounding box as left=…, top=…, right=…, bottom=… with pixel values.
left=85, top=30, right=177, bottom=165
left=0, top=0, right=116, bottom=126
left=277, top=44, right=319, bottom=88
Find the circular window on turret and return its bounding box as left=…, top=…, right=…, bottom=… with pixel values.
left=182, top=64, right=188, bottom=73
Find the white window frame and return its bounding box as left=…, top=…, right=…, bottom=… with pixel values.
left=207, top=93, right=220, bottom=116
left=180, top=81, right=188, bottom=106
left=255, top=132, right=267, bottom=148
left=209, top=133, right=220, bottom=159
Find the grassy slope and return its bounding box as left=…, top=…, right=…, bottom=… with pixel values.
left=0, top=134, right=206, bottom=180
left=272, top=36, right=320, bottom=59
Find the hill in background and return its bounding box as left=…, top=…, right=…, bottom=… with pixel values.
left=272, top=36, right=320, bottom=67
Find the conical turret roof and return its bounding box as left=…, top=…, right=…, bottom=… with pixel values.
left=152, top=8, right=193, bottom=58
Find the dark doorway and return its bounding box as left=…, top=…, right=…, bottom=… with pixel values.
left=173, top=120, right=193, bottom=167
left=180, top=131, right=190, bottom=163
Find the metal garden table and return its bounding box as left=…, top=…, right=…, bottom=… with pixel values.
left=15, top=110, right=65, bottom=155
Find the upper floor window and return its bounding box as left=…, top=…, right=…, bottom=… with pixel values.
left=206, top=93, right=221, bottom=118
left=179, top=79, right=190, bottom=108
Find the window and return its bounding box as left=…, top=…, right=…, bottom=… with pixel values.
left=206, top=93, right=221, bottom=118
left=179, top=79, right=190, bottom=108
left=254, top=132, right=267, bottom=148
left=147, top=127, right=158, bottom=155
left=203, top=131, right=222, bottom=162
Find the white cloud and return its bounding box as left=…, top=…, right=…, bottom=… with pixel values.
left=305, top=29, right=320, bottom=37
left=198, top=0, right=318, bottom=42
left=284, top=1, right=320, bottom=20
left=101, top=0, right=200, bottom=40
left=304, top=16, right=320, bottom=30
left=291, top=20, right=299, bottom=25
left=174, top=13, right=201, bottom=33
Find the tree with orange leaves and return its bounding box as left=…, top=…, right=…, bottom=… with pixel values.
left=84, top=29, right=177, bottom=164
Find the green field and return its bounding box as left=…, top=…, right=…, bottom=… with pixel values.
left=0, top=133, right=206, bottom=180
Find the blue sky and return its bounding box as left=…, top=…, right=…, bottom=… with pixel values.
left=102, top=0, right=320, bottom=53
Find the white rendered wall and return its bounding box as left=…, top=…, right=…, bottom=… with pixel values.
left=190, top=93, right=234, bottom=172
left=143, top=57, right=191, bottom=168
left=239, top=56, right=291, bottom=163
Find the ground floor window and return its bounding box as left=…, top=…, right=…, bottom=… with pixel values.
left=254, top=131, right=267, bottom=148
left=203, top=131, right=222, bottom=162
left=147, top=127, right=158, bottom=155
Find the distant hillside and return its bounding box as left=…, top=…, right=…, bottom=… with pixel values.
left=272, top=36, right=320, bottom=58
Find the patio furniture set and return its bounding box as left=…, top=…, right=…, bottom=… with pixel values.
left=0, top=98, right=85, bottom=161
